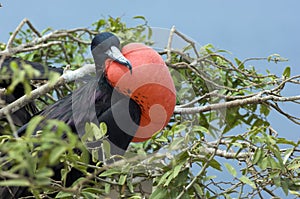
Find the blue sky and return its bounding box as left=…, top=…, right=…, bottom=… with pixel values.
left=1, top=0, right=299, bottom=137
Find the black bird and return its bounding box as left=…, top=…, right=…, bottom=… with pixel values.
left=0, top=57, right=63, bottom=131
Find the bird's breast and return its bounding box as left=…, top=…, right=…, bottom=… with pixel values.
left=105, top=43, right=176, bottom=142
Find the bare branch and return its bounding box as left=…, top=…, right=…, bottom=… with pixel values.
left=174, top=28, right=200, bottom=59
left=1, top=20, right=95, bottom=58
left=266, top=101, right=300, bottom=125
left=16, top=41, right=62, bottom=53
left=177, top=90, right=219, bottom=108
left=166, top=25, right=176, bottom=64
left=175, top=93, right=300, bottom=114
left=6, top=18, right=41, bottom=50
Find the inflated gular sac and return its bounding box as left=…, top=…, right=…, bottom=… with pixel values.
left=105, top=43, right=176, bottom=142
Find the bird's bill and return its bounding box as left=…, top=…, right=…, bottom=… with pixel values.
left=106, top=46, right=132, bottom=73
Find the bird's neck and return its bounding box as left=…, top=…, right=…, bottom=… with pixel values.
left=98, top=72, right=110, bottom=88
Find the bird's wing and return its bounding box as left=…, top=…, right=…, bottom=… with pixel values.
left=90, top=97, right=141, bottom=159
left=71, top=78, right=141, bottom=159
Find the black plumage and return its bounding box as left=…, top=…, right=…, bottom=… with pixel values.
left=0, top=32, right=141, bottom=198
left=0, top=57, right=63, bottom=130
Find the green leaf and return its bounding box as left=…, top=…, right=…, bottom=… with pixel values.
left=49, top=145, right=66, bottom=165
left=203, top=175, right=217, bottom=182
left=91, top=149, right=99, bottom=163
left=283, top=148, right=293, bottom=165
left=103, top=139, right=111, bottom=158
left=172, top=163, right=183, bottom=179
left=0, top=179, right=30, bottom=186
left=169, top=137, right=184, bottom=150
left=224, top=163, right=237, bottom=177
left=99, top=168, right=120, bottom=177
left=133, top=16, right=146, bottom=21
left=41, top=27, right=53, bottom=35
left=25, top=116, right=44, bottom=137
left=289, top=190, right=300, bottom=196
left=127, top=180, right=134, bottom=193
left=23, top=81, right=32, bottom=95
left=23, top=63, right=40, bottom=78
left=94, top=19, right=106, bottom=31
left=157, top=170, right=172, bottom=186
left=268, top=156, right=280, bottom=169
left=172, top=124, right=187, bottom=135
left=282, top=66, right=291, bottom=79
left=118, top=174, right=127, bottom=185
left=155, top=135, right=168, bottom=143
left=252, top=147, right=263, bottom=164
left=260, top=104, right=270, bottom=116
left=163, top=173, right=174, bottom=187
left=258, top=156, right=268, bottom=169
left=104, top=183, right=110, bottom=194
left=193, top=183, right=203, bottom=196
left=83, top=123, right=94, bottom=142
left=99, top=122, right=107, bottom=137
left=239, top=176, right=256, bottom=188
left=82, top=191, right=100, bottom=199
left=192, top=125, right=209, bottom=134
left=91, top=122, right=104, bottom=140
left=281, top=178, right=289, bottom=195
left=56, top=191, right=73, bottom=198
left=209, top=159, right=222, bottom=171
left=277, top=138, right=297, bottom=146
left=82, top=187, right=105, bottom=194
left=273, top=176, right=281, bottom=187
left=48, top=71, right=60, bottom=86
left=84, top=122, right=107, bottom=141
left=234, top=58, right=244, bottom=69
left=128, top=196, right=142, bottom=199
left=35, top=167, right=53, bottom=178
left=287, top=160, right=300, bottom=170
left=150, top=187, right=168, bottom=199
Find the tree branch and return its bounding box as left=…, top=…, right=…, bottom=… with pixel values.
left=174, top=93, right=300, bottom=114
left=0, top=64, right=95, bottom=119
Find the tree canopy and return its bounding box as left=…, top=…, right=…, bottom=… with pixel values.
left=0, top=16, right=299, bottom=198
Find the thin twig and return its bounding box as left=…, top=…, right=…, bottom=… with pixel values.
left=174, top=29, right=200, bottom=58
left=178, top=90, right=219, bottom=108
left=175, top=93, right=300, bottom=114
left=166, top=26, right=176, bottom=64
left=176, top=135, right=224, bottom=199
left=6, top=18, right=28, bottom=49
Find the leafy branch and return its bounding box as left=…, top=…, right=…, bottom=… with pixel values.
left=0, top=17, right=299, bottom=198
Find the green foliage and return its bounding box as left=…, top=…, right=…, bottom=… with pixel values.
left=83, top=122, right=107, bottom=142
left=0, top=16, right=299, bottom=198
left=3, top=61, right=40, bottom=95
left=0, top=117, right=84, bottom=191
left=93, top=16, right=152, bottom=46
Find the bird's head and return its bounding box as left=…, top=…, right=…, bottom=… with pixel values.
left=91, top=32, right=132, bottom=75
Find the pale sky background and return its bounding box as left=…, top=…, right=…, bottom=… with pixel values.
left=1, top=0, right=299, bottom=137
left=0, top=1, right=299, bottom=197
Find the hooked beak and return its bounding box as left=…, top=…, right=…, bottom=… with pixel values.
left=106, top=46, right=132, bottom=74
